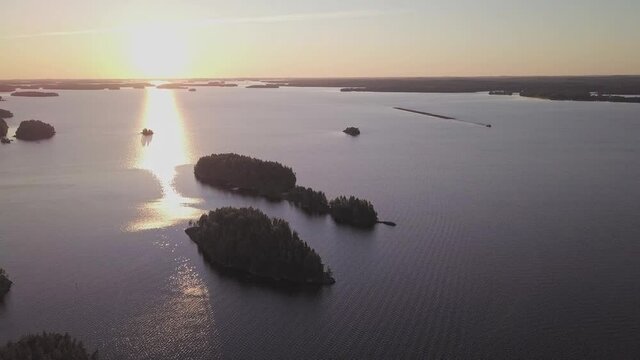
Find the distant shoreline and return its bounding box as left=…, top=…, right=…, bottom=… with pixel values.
left=2, top=76, right=640, bottom=103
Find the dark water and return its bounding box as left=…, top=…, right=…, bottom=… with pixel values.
left=0, top=87, right=639, bottom=359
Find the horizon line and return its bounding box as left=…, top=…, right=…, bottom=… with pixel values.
left=2, top=74, right=640, bottom=82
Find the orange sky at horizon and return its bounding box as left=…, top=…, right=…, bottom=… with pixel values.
left=1, top=0, right=639, bottom=79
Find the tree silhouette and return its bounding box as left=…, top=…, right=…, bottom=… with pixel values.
left=0, top=332, right=98, bottom=360
left=329, top=196, right=378, bottom=228
left=186, top=207, right=334, bottom=285
left=15, top=120, right=55, bottom=141
left=0, top=268, right=11, bottom=298
left=194, top=153, right=296, bottom=198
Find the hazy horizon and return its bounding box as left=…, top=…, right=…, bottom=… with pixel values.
left=2, top=0, right=640, bottom=79
left=3, top=74, right=640, bottom=82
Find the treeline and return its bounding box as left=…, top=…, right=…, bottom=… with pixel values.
left=343, top=127, right=360, bottom=136
left=285, top=191, right=379, bottom=227
left=0, top=268, right=11, bottom=299
left=0, top=332, right=97, bottom=360
left=0, top=109, right=13, bottom=119
left=194, top=153, right=388, bottom=227
left=10, top=92, right=59, bottom=97
left=156, top=81, right=238, bottom=88
left=276, top=76, right=640, bottom=95
left=329, top=196, right=378, bottom=228
left=15, top=120, right=56, bottom=141
left=520, top=89, right=640, bottom=103
left=195, top=153, right=296, bottom=198
left=186, top=207, right=334, bottom=285
left=284, top=186, right=330, bottom=214
left=0, top=109, right=11, bottom=138
left=0, top=119, right=7, bottom=139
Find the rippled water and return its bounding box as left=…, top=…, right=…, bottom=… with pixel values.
left=0, top=86, right=639, bottom=359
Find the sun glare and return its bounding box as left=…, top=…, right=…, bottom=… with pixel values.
left=128, top=88, right=201, bottom=231
left=129, top=26, right=190, bottom=78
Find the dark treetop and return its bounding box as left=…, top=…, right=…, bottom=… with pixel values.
left=283, top=186, right=330, bottom=215
left=0, top=268, right=11, bottom=298
left=329, top=196, right=379, bottom=228
left=0, top=109, right=13, bottom=119
left=185, top=207, right=335, bottom=285
left=194, top=153, right=296, bottom=198
left=0, top=332, right=98, bottom=360
left=343, top=127, right=360, bottom=136
left=15, top=120, right=56, bottom=141
left=0, top=119, right=7, bottom=138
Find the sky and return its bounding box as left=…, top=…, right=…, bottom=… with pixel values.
left=1, top=0, right=639, bottom=79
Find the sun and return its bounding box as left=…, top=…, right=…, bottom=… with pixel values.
left=129, top=26, right=190, bottom=78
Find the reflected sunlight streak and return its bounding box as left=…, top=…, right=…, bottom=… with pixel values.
left=128, top=88, right=201, bottom=231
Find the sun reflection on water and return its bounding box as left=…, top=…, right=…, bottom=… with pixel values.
left=128, top=88, right=201, bottom=231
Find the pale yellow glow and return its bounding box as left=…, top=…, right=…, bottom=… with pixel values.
left=128, top=88, right=201, bottom=231
left=128, top=26, right=191, bottom=78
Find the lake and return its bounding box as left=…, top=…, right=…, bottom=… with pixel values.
left=1, top=86, right=639, bottom=359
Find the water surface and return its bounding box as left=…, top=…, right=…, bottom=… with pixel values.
left=0, top=87, right=639, bottom=359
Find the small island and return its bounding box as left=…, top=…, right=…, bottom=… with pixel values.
left=11, top=91, right=59, bottom=97
left=329, top=196, right=379, bottom=228
left=15, top=120, right=56, bottom=141
left=185, top=207, right=335, bottom=285
left=194, top=153, right=296, bottom=198
left=0, top=109, right=13, bottom=119
left=246, top=84, right=279, bottom=89
left=0, top=268, right=11, bottom=299
left=141, top=128, right=154, bottom=136
left=0, top=332, right=98, bottom=359
left=343, top=127, right=360, bottom=136
left=284, top=186, right=330, bottom=214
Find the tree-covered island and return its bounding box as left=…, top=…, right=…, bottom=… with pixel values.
left=194, top=153, right=296, bottom=198
left=329, top=196, right=379, bottom=228
left=15, top=120, right=56, bottom=141
left=185, top=207, right=335, bottom=285
left=0, top=332, right=98, bottom=360
left=0, top=119, right=8, bottom=139
left=194, top=153, right=393, bottom=227
left=343, top=127, right=360, bottom=136
left=0, top=109, right=13, bottom=119
left=10, top=91, right=59, bottom=97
